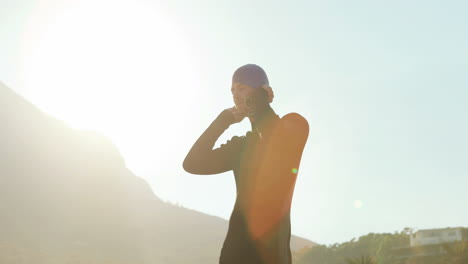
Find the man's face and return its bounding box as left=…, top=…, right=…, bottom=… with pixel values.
left=231, top=83, right=255, bottom=115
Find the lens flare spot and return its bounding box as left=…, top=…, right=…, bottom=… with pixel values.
left=354, top=200, right=363, bottom=209
left=292, top=168, right=298, bottom=174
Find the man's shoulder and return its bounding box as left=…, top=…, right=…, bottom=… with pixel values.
left=277, top=113, right=309, bottom=148
left=221, top=135, right=246, bottom=149
left=230, top=135, right=247, bottom=143
left=280, top=113, right=309, bottom=133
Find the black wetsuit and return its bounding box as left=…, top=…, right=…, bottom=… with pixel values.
left=183, top=107, right=309, bottom=264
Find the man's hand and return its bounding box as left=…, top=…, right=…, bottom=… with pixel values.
left=226, top=106, right=246, bottom=124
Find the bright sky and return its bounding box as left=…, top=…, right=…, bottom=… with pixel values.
left=1, top=0, right=467, bottom=245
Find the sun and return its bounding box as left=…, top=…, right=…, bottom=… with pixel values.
left=18, top=0, right=202, bottom=170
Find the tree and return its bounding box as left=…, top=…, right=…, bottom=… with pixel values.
left=295, top=229, right=412, bottom=264
left=345, top=255, right=377, bottom=264
left=443, top=242, right=468, bottom=264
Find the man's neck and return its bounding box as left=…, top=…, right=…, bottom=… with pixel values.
left=248, top=106, right=277, bottom=133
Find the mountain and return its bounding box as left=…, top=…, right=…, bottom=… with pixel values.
left=0, top=82, right=316, bottom=263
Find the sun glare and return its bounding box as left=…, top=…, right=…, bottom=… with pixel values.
left=19, top=0, right=201, bottom=170
left=354, top=200, right=363, bottom=209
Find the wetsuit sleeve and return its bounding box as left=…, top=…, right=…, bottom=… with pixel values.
left=183, top=109, right=244, bottom=175
left=281, top=113, right=309, bottom=153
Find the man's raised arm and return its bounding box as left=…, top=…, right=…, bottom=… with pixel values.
left=183, top=109, right=244, bottom=175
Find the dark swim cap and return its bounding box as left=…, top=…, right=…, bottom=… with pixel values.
left=232, top=64, right=269, bottom=89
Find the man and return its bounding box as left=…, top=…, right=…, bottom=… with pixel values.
left=183, top=64, right=309, bottom=264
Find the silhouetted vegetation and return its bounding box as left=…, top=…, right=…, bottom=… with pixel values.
left=345, top=255, right=376, bottom=264
left=442, top=241, right=468, bottom=264
left=296, top=228, right=468, bottom=264
left=295, top=229, right=409, bottom=264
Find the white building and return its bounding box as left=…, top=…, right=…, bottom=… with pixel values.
left=410, top=227, right=464, bottom=247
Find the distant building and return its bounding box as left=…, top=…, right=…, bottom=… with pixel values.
left=410, top=227, right=464, bottom=247
left=392, top=227, right=467, bottom=262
